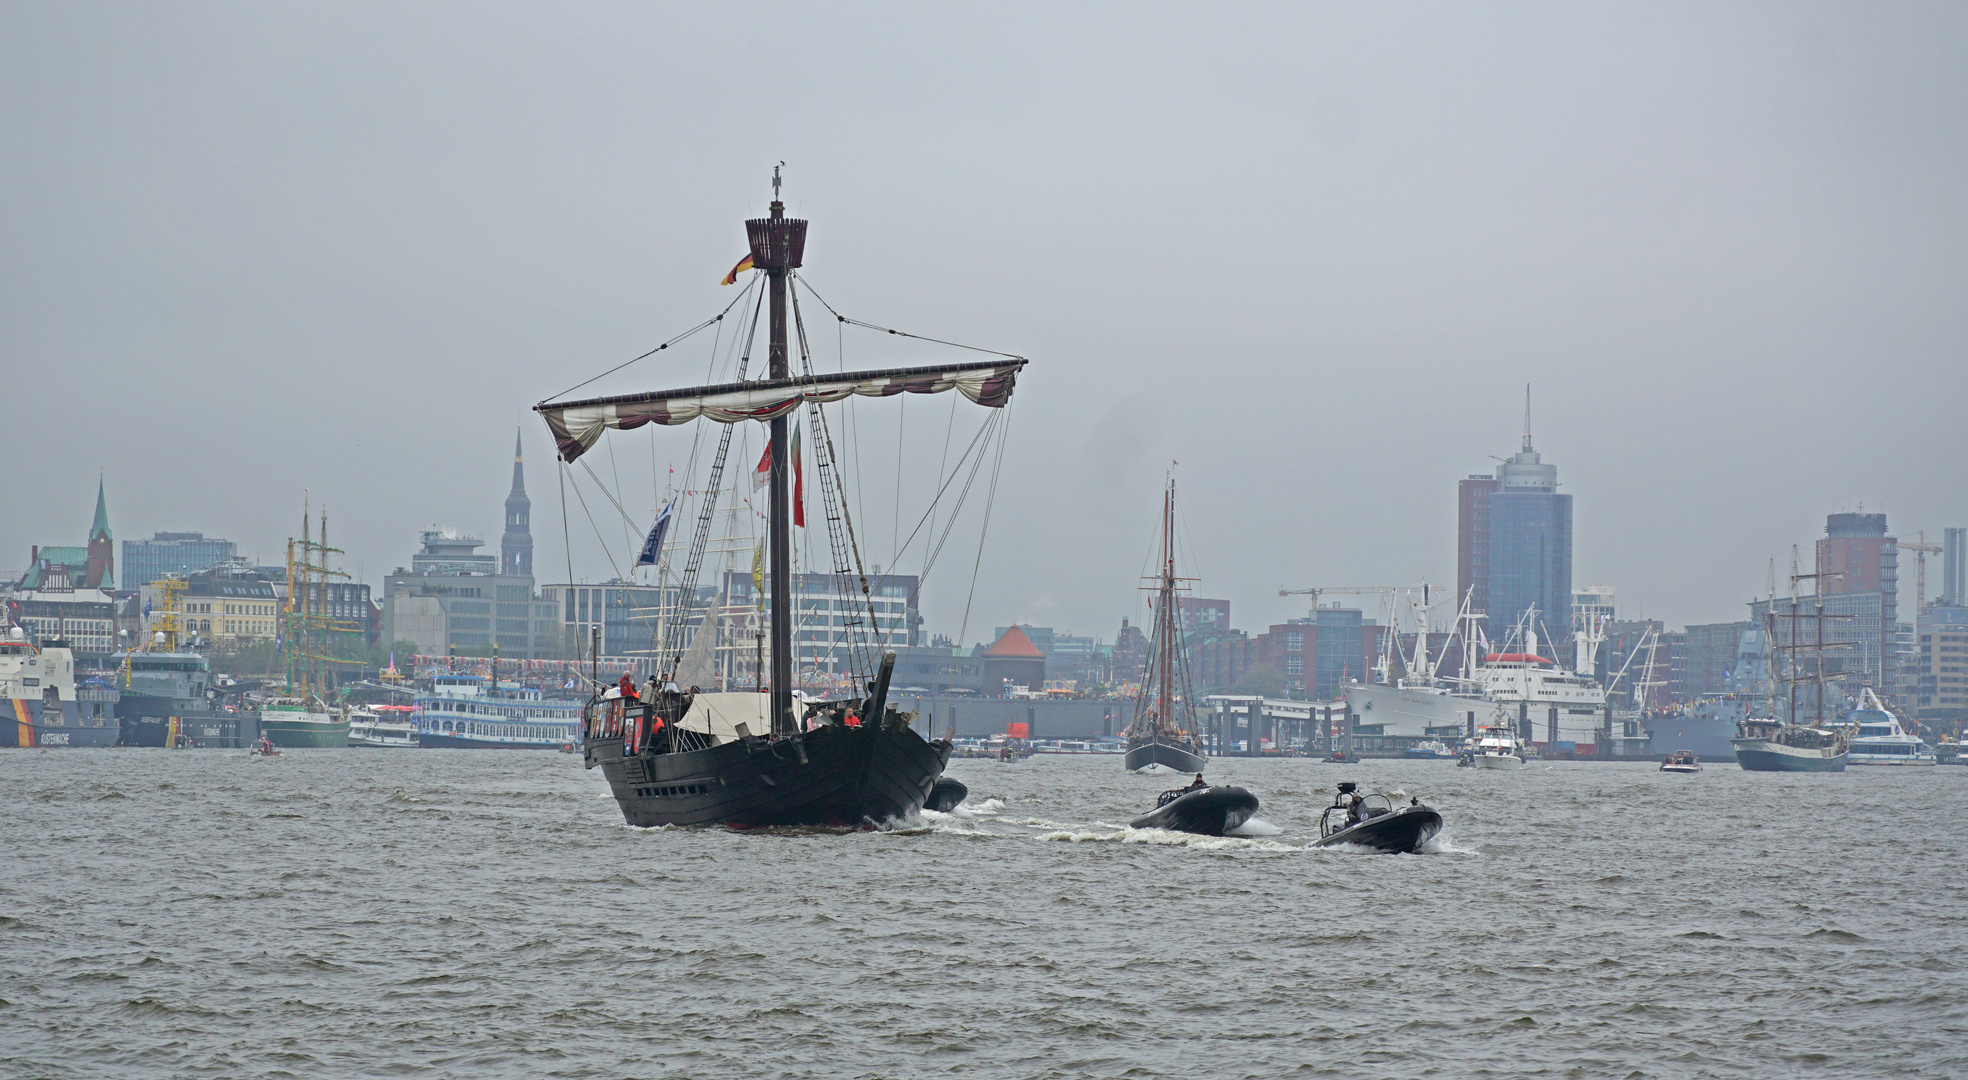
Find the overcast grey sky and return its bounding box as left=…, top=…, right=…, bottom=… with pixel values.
left=4, top=2, right=1964, bottom=643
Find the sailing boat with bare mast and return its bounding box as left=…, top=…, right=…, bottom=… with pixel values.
left=1124, top=478, right=1207, bottom=774
left=536, top=170, right=1026, bottom=827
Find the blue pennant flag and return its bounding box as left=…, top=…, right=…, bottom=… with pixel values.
left=636, top=498, right=676, bottom=568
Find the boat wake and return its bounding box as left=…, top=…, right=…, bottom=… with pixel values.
left=1420, top=833, right=1481, bottom=855
left=1130, top=762, right=1180, bottom=775
left=1037, top=825, right=1300, bottom=853
left=914, top=809, right=998, bottom=837
left=954, top=796, right=1005, bottom=817
left=1226, top=817, right=1282, bottom=837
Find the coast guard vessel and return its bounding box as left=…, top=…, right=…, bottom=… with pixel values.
left=0, top=629, right=120, bottom=747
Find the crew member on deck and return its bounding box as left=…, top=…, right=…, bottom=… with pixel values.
left=1185, top=773, right=1207, bottom=793
left=618, top=673, right=638, bottom=700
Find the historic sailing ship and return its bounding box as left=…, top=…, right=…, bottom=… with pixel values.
left=1732, top=557, right=1850, bottom=772
left=536, top=172, right=1026, bottom=827
left=1123, top=478, right=1206, bottom=774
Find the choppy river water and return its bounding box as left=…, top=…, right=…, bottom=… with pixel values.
left=3, top=750, right=1965, bottom=1079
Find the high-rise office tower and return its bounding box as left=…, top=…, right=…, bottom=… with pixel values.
left=1457, top=390, right=1573, bottom=654
left=1816, top=512, right=1898, bottom=689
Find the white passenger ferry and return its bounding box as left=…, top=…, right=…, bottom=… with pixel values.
left=414, top=672, right=583, bottom=749
left=1844, top=689, right=1936, bottom=766
left=349, top=705, right=420, bottom=748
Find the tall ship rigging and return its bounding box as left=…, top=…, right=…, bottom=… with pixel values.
left=261, top=505, right=352, bottom=748
left=1123, top=478, right=1205, bottom=774
left=1732, top=558, right=1850, bottom=772
left=536, top=170, right=1025, bottom=827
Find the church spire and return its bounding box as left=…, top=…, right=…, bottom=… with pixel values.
left=510, top=426, right=526, bottom=495
left=87, top=473, right=115, bottom=590
left=501, top=427, right=533, bottom=577
left=90, top=473, right=112, bottom=542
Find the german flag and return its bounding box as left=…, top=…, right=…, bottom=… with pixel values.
left=720, top=253, right=755, bottom=285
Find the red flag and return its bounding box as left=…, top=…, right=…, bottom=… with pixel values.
left=751, top=425, right=805, bottom=528
left=791, top=421, right=804, bottom=528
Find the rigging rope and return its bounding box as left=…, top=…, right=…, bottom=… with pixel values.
left=792, top=279, right=883, bottom=680
left=656, top=285, right=764, bottom=670
left=956, top=400, right=1012, bottom=651
left=566, top=469, right=627, bottom=583
left=794, top=276, right=1027, bottom=361
left=540, top=280, right=758, bottom=403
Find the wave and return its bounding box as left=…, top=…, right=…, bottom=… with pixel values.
left=956, top=796, right=1005, bottom=816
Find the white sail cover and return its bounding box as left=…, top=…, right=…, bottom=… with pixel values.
left=538, top=359, right=1025, bottom=463
left=674, top=692, right=773, bottom=745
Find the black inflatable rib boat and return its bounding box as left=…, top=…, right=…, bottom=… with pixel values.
left=1129, top=785, right=1259, bottom=836
left=925, top=777, right=968, bottom=813
left=1313, top=782, right=1441, bottom=854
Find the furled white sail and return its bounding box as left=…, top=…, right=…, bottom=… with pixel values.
left=672, top=594, right=722, bottom=691
left=538, top=359, right=1025, bottom=463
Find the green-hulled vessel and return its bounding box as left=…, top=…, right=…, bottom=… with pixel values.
left=260, top=698, right=350, bottom=747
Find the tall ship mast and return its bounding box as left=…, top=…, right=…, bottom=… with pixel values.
left=536, top=170, right=1026, bottom=827
left=262, top=502, right=353, bottom=747
left=1731, top=552, right=1850, bottom=772
left=1123, top=478, right=1206, bottom=774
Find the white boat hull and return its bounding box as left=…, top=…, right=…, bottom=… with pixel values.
left=1344, top=682, right=1500, bottom=739
left=1472, top=753, right=1523, bottom=770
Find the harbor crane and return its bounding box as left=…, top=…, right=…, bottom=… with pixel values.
left=1903, top=531, right=1945, bottom=608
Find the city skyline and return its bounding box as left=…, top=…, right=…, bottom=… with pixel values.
left=17, top=444, right=1957, bottom=654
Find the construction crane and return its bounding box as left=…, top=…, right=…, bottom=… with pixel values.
left=1904, top=531, right=1944, bottom=609
left=1279, top=584, right=1434, bottom=610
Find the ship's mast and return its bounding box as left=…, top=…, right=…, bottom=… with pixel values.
left=748, top=165, right=807, bottom=735
left=1159, top=479, right=1174, bottom=726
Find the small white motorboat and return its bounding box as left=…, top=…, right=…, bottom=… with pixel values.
left=1470, top=725, right=1525, bottom=770
left=1659, top=749, right=1701, bottom=773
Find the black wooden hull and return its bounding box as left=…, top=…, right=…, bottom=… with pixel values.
left=1125, top=734, right=1204, bottom=774
left=1314, top=805, right=1442, bottom=854
left=588, top=722, right=952, bottom=828
left=1128, top=786, right=1259, bottom=836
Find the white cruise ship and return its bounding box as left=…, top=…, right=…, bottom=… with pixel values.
left=1346, top=619, right=1625, bottom=753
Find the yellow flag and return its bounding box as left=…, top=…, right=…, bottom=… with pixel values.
left=751, top=540, right=765, bottom=609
